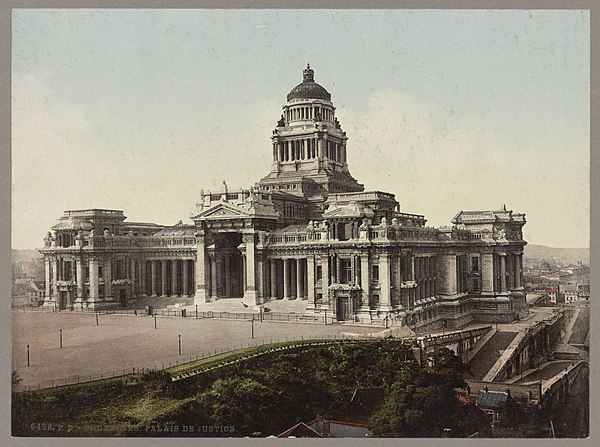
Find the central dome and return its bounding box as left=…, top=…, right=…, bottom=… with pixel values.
left=287, top=64, right=331, bottom=102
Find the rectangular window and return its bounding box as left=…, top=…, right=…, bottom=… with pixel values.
left=98, top=266, right=103, bottom=279
left=115, top=260, right=125, bottom=279
left=85, top=267, right=90, bottom=279
left=472, top=256, right=479, bottom=273
left=372, top=265, right=379, bottom=282
left=316, top=265, right=322, bottom=281
left=340, top=259, right=352, bottom=284
left=64, top=261, right=73, bottom=280
left=472, top=280, right=480, bottom=292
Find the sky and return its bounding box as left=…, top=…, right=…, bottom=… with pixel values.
left=11, top=9, right=590, bottom=249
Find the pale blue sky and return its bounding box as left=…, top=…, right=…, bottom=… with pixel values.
left=12, top=9, right=589, bottom=248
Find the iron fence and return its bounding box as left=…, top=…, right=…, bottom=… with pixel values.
left=15, top=333, right=378, bottom=392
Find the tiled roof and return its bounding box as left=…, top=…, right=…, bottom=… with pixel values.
left=477, top=390, right=508, bottom=410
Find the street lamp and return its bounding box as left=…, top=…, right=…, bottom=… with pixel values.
left=26, top=344, right=30, bottom=367
left=251, top=319, right=254, bottom=338
left=178, top=334, right=182, bottom=355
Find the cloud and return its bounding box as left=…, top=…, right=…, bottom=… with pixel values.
left=337, top=89, right=589, bottom=247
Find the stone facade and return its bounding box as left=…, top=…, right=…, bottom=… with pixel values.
left=40, top=65, right=527, bottom=329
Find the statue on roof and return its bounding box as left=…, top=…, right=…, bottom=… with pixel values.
left=277, top=114, right=285, bottom=127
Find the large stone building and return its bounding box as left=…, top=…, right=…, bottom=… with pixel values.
left=40, top=65, right=528, bottom=329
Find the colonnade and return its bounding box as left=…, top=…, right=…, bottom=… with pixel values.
left=146, top=259, right=194, bottom=297
left=493, top=253, right=523, bottom=293
left=272, top=138, right=346, bottom=164
left=286, top=105, right=334, bottom=122
left=267, top=258, right=310, bottom=300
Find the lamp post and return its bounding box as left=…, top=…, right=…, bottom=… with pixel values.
left=59, top=329, right=63, bottom=348
left=324, top=309, right=328, bottom=325
left=96, top=312, right=99, bottom=326
left=251, top=319, right=254, bottom=339
left=178, top=334, right=182, bottom=355
left=154, top=315, right=157, bottom=329
left=26, top=344, right=30, bottom=367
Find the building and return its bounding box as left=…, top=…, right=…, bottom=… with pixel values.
left=40, top=65, right=527, bottom=329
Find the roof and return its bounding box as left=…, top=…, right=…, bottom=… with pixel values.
left=287, top=65, right=331, bottom=101
left=278, top=422, right=322, bottom=438
left=308, top=419, right=372, bottom=438
left=154, top=220, right=196, bottom=236
left=477, top=391, right=508, bottom=410
left=270, top=224, right=308, bottom=235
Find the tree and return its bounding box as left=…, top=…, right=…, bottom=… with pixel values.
left=369, top=362, right=466, bottom=437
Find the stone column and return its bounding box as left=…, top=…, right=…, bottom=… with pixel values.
left=330, top=255, right=337, bottom=285
left=161, top=261, right=168, bottom=297
left=210, top=256, right=217, bottom=298
left=437, top=254, right=457, bottom=296
left=360, top=254, right=370, bottom=310
left=243, top=232, right=257, bottom=305
left=104, top=260, right=113, bottom=301
left=44, top=258, right=51, bottom=302
left=171, top=260, right=179, bottom=296
left=296, top=258, right=304, bottom=299
left=194, top=231, right=208, bottom=304
left=270, top=259, right=277, bottom=299
left=140, top=260, right=147, bottom=296
left=307, top=256, right=315, bottom=305
left=283, top=259, right=290, bottom=299
left=378, top=253, right=392, bottom=311
left=182, top=260, right=189, bottom=296
left=321, top=256, right=330, bottom=304
left=499, top=253, right=507, bottom=293
left=290, top=260, right=297, bottom=299
left=256, top=255, right=265, bottom=304
left=89, top=257, right=99, bottom=304
left=242, top=254, right=247, bottom=292
left=130, top=259, right=136, bottom=297
left=515, top=254, right=522, bottom=288
left=150, top=260, right=157, bottom=296
left=481, top=252, right=494, bottom=294
left=317, top=137, right=324, bottom=159
left=75, top=256, right=84, bottom=304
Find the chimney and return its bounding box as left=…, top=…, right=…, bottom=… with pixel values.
left=322, top=420, right=331, bottom=438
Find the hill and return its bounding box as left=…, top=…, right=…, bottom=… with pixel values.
left=11, top=249, right=43, bottom=262
left=524, top=244, right=589, bottom=264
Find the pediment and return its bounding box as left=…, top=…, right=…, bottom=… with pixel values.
left=193, top=202, right=251, bottom=220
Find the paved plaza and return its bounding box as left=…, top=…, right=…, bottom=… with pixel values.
left=12, top=311, right=382, bottom=390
